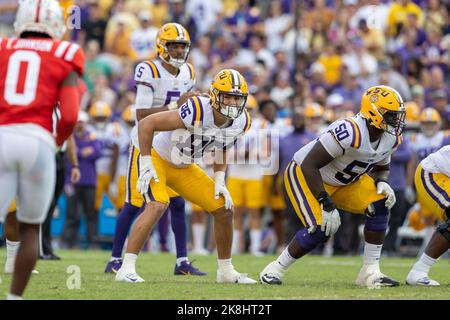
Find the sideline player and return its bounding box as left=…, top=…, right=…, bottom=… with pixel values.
left=406, top=145, right=450, bottom=286
left=105, top=23, right=205, bottom=276
left=0, top=0, right=84, bottom=299
left=115, top=69, right=257, bottom=284
left=260, top=86, right=405, bottom=288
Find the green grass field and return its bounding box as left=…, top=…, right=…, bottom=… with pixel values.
left=0, top=249, right=449, bottom=300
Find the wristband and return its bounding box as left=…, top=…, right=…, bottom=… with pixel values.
left=317, top=191, right=336, bottom=212
left=375, top=178, right=389, bottom=185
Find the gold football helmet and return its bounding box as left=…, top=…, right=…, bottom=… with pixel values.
left=360, top=85, right=406, bottom=135
left=419, top=107, right=442, bottom=137
left=156, top=23, right=190, bottom=68
left=210, top=69, right=248, bottom=119
left=89, top=101, right=112, bottom=118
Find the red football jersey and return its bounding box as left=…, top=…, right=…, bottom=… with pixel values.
left=0, top=37, right=85, bottom=134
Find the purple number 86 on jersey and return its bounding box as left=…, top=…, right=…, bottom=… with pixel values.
left=334, top=123, right=350, bottom=141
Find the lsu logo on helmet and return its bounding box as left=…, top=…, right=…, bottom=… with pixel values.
left=210, top=69, right=248, bottom=119
left=156, top=23, right=191, bottom=68
left=360, top=85, right=406, bottom=136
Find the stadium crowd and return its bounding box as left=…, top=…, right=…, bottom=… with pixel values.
left=0, top=0, right=449, bottom=258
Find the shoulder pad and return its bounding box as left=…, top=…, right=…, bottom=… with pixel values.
left=54, top=41, right=85, bottom=76
left=329, top=118, right=362, bottom=150
left=134, top=60, right=160, bottom=84
left=186, top=63, right=195, bottom=81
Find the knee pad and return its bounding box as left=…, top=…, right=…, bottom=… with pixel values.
left=365, top=199, right=389, bottom=232
left=295, top=227, right=328, bottom=251
left=437, top=219, right=450, bottom=243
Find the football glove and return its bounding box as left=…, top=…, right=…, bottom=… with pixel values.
left=214, top=171, right=233, bottom=210
left=136, top=155, right=159, bottom=195
left=317, top=192, right=341, bottom=236
left=376, top=180, right=396, bottom=209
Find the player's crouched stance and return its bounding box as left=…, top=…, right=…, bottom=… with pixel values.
left=406, top=146, right=450, bottom=286
left=115, top=69, right=256, bottom=284
left=260, top=86, right=405, bottom=289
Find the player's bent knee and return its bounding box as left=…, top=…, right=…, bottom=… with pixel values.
left=295, top=227, right=328, bottom=251
left=437, top=218, right=450, bottom=243
left=365, top=199, right=389, bottom=232
left=147, top=201, right=168, bottom=215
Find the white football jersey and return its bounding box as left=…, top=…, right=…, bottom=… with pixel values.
left=422, top=145, right=450, bottom=177
left=293, top=114, right=402, bottom=186
left=228, top=117, right=266, bottom=180
left=94, top=123, right=122, bottom=175
left=410, top=130, right=450, bottom=162
left=153, top=96, right=251, bottom=168
left=115, top=123, right=132, bottom=178
left=131, top=58, right=196, bottom=148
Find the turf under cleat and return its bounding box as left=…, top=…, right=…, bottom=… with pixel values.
left=174, top=260, right=207, bottom=276
left=217, top=269, right=257, bottom=284
left=115, top=269, right=145, bottom=283
left=355, top=264, right=399, bottom=288
left=406, top=271, right=440, bottom=286
left=105, top=259, right=123, bottom=274
left=259, top=261, right=285, bottom=285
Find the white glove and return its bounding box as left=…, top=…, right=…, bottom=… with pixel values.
left=320, top=205, right=341, bottom=237
left=405, top=185, right=416, bottom=204
left=136, top=155, right=159, bottom=195
left=214, top=171, right=233, bottom=210
left=377, top=181, right=396, bottom=209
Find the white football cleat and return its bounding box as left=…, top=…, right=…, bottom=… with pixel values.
left=355, top=264, right=399, bottom=288
left=259, top=261, right=285, bottom=285
left=4, top=260, right=39, bottom=275
left=406, top=271, right=440, bottom=286
left=115, top=269, right=145, bottom=283
left=216, top=269, right=257, bottom=284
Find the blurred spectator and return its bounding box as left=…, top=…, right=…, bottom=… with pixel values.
left=167, top=0, right=198, bottom=42
left=357, top=18, right=386, bottom=60
left=377, top=59, right=411, bottom=101
left=90, top=75, right=117, bottom=109
left=342, top=38, right=378, bottom=88
left=387, top=0, right=424, bottom=37
left=424, top=0, right=448, bottom=36
left=430, top=90, right=450, bottom=129
left=264, top=1, right=293, bottom=52
left=396, top=29, right=423, bottom=76
left=317, top=44, right=342, bottom=88
left=270, top=71, right=294, bottom=109
left=105, top=18, right=136, bottom=58
left=424, top=66, right=450, bottom=107
left=248, top=33, right=277, bottom=71
left=83, top=40, right=112, bottom=94
left=304, top=0, right=334, bottom=32
left=190, top=36, right=212, bottom=84
left=79, top=3, right=108, bottom=49
left=186, top=0, right=223, bottom=37
left=411, top=84, right=425, bottom=109
left=332, top=72, right=364, bottom=112
left=0, top=0, right=17, bottom=37
left=224, top=0, right=263, bottom=48
left=63, top=112, right=102, bottom=249
left=420, top=29, right=449, bottom=72
left=130, top=11, right=159, bottom=62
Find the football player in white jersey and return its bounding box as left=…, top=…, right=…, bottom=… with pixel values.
left=105, top=23, right=206, bottom=276
left=88, top=101, right=116, bottom=214
left=109, top=106, right=135, bottom=210
left=405, top=108, right=449, bottom=204
left=260, top=85, right=405, bottom=288
left=115, top=69, right=257, bottom=284
left=406, top=145, right=450, bottom=286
